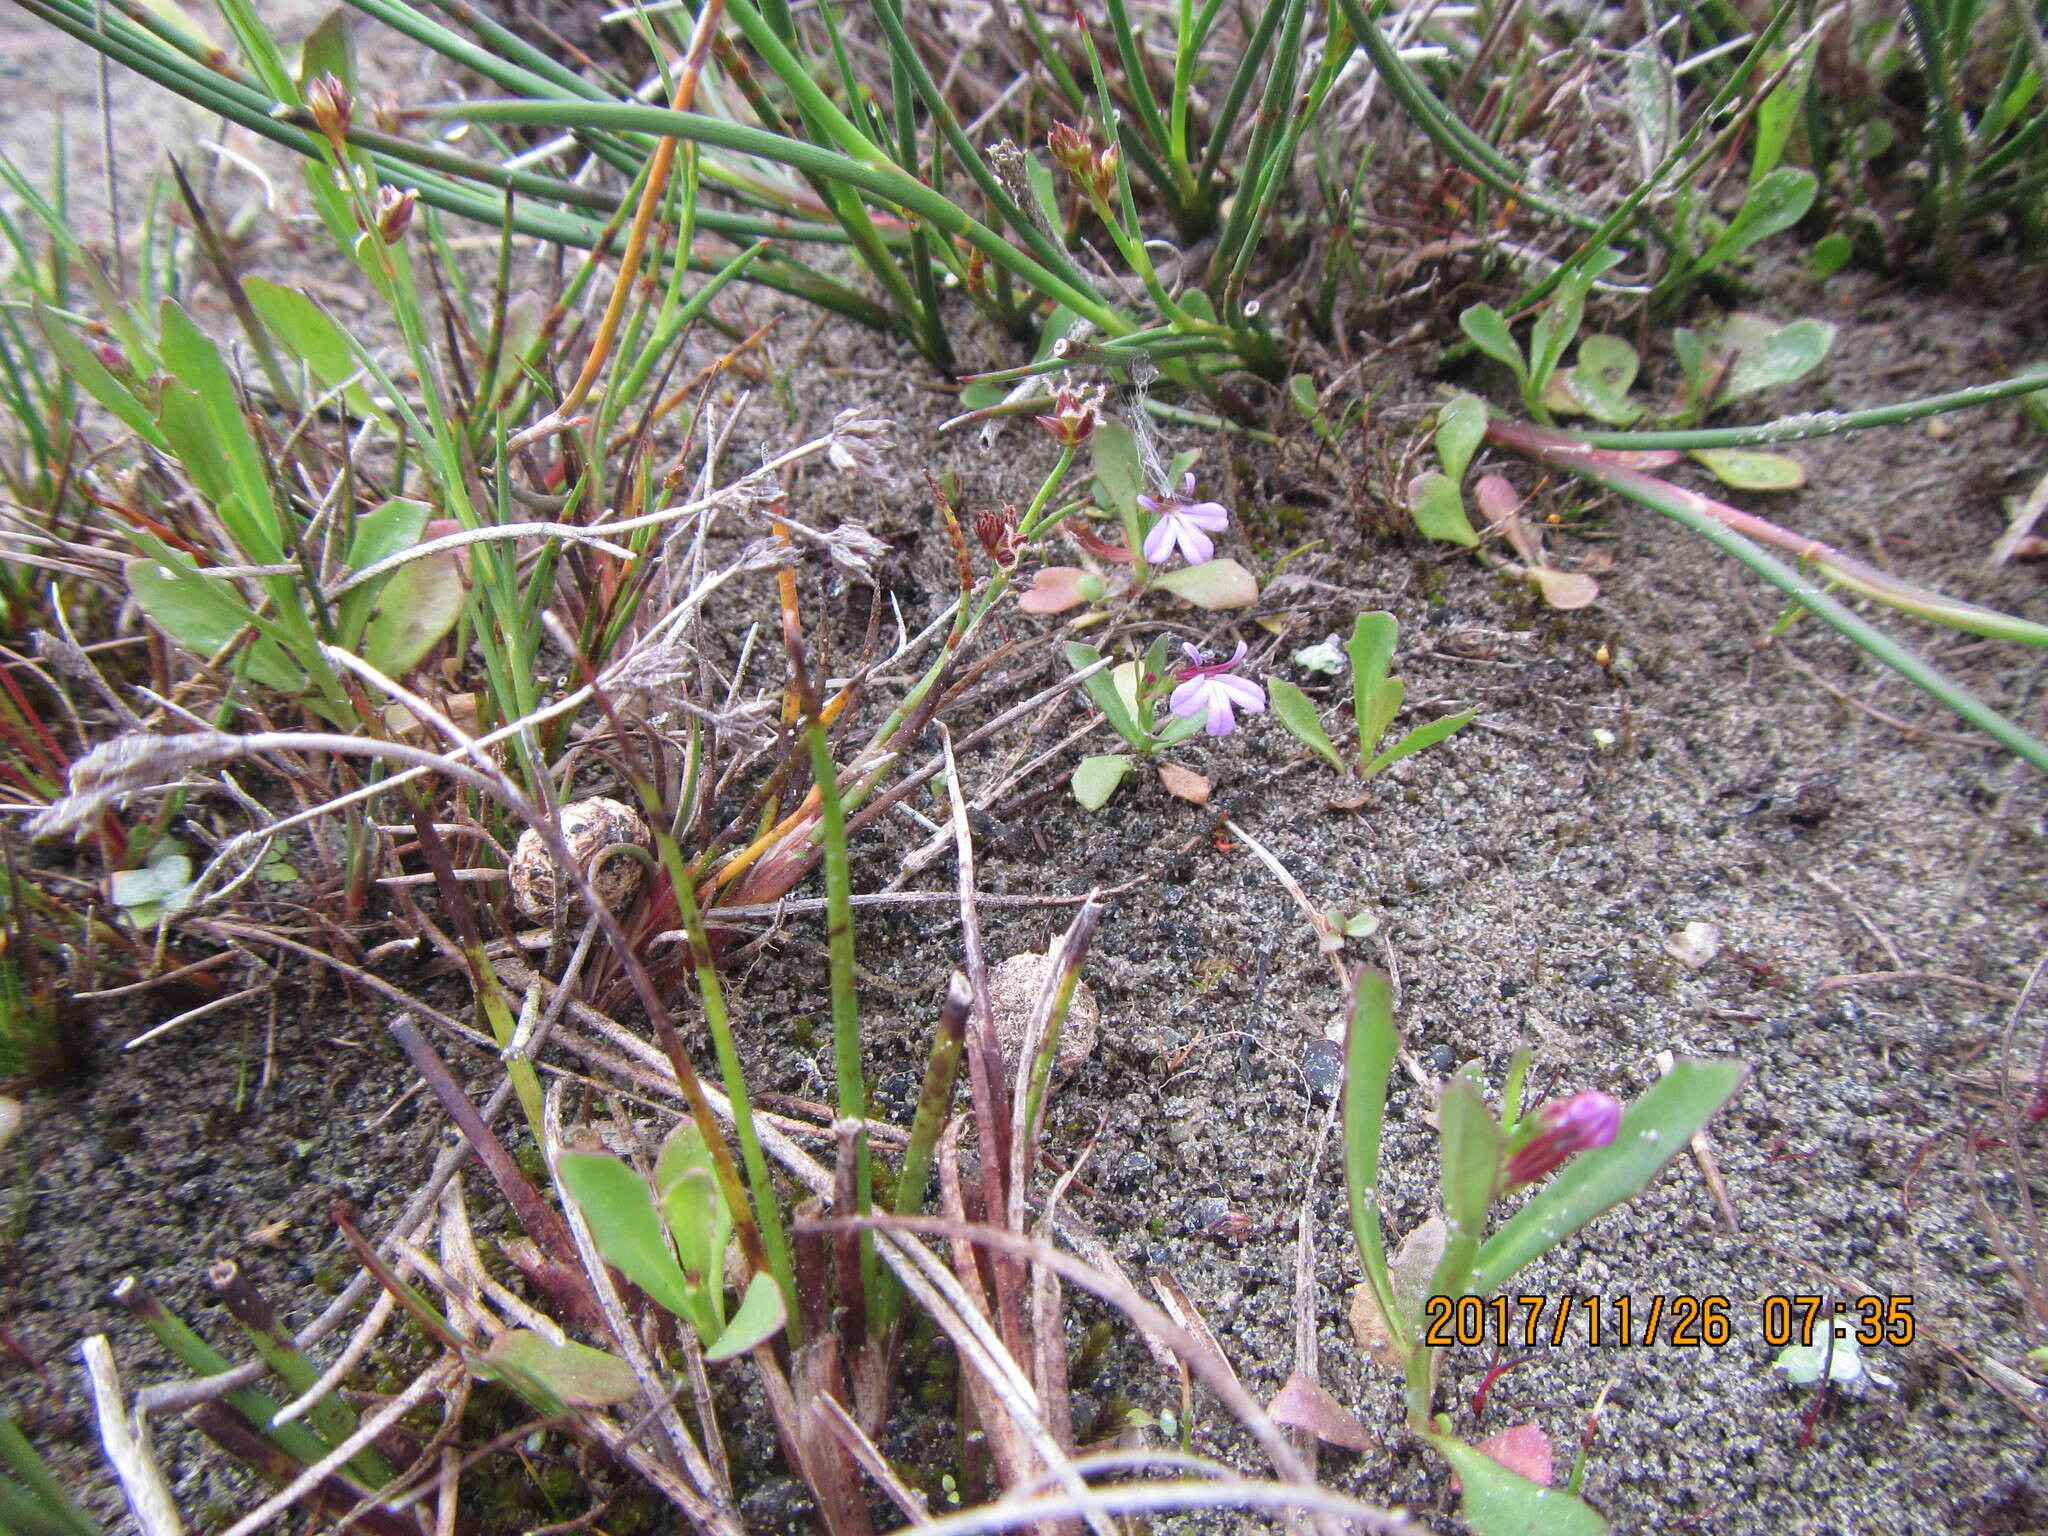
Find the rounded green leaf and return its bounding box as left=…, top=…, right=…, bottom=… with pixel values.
left=360, top=547, right=465, bottom=676
left=1072, top=753, right=1133, bottom=811
left=1154, top=557, right=1259, bottom=609
left=1689, top=448, right=1807, bottom=490
left=706, top=1270, right=787, bottom=1362
left=125, top=556, right=303, bottom=692
left=1407, top=472, right=1479, bottom=547
left=1459, top=304, right=1527, bottom=380
left=1715, top=318, right=1837, bottom=403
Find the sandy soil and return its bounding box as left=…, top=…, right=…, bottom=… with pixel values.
left=4, top=5, right=2047, bottom=1533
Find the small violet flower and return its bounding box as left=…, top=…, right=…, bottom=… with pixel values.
left=1169, top=642, right=1266, bottom=737
left=1502, top=1091, right=1621, bottom=1187
left=1139, top=473, right=1230, bottom=567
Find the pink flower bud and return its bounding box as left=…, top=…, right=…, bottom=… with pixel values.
left=1503, top=1091, right=1620, bottom=1186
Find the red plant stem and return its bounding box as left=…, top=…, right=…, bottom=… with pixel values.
left=1484, top=417, right=1970, bottom=614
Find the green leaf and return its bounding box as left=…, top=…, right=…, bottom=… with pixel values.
left=1342, top=970, right=1404, bottom=1362
left=1806, top=232, right=1852, bottom=280
left=1435, top=394, right=1488, bottom=484
left=1433, top=1437, right=1609, bottom=1536
left=1688, top=448, right=1807, bottom=490
left=157, top=299, right=278, bottom=561
left=30, top=298, right=164, bottom=448
left=707, top=1270, right=786, bottom=1362
left=482, top=1331, right=637, bottom=1409
left=1072, top=753, right=1133, bottom=810
left=1567, top=334, right=1641, bottom=424
left=153, top=385, right=232, bottom=510
left=556, top=1151, right=697, bottom=1321
left=298, top=7, right=356, bottom=93
left=1092, top=416, right=1143, bottom=521
left=1702, top=168, right=1817, bottom=269
left=656, top=1121, right=733, bottom=1312
left=1065, top=642, right=1147, bottom=750
left=359, top=547, right=464, bottom=676
left=1623, top=38, right=1675, bottom=175
left=124, top=556, right=303, bottom=692
left=337, top=497, right=430, bottom=646
left=1529, top=250, right=1624, bottom=397
left=1345, top=612, right=1397, bottom=756
left=1752, top=39, right=1817, bottom=186
left=1365, top=708, right=1475, bottom=778
left=1428, top=1074, right=1502, bottom=1303
left=1268, top=678, right=1345, bottom=772
left=1459, top=304, right=1526, bottom=382
left=243, top=277, right=380, bottom=421
left=1288, top=373, right=1321, bottom=418
left=1154, top=557, right=1258, bottom=609
left=1714, top=318, right=1836, bottom=403
left=1469, top=1059, right=1749, bottom=1295
left=1407, top=472, right=1479, bottom=547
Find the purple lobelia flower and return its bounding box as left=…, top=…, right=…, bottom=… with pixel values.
left=1139, top=473, right=1231, bottom=567
left=1169, top=642, right=1267, bottom=737
left=1502, top=1091, right=1621, bottom=1187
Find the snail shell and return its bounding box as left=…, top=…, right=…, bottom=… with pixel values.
left=510, top=797, right=650, bottom=921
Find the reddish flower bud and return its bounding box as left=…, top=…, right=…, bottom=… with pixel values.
left=974, top=506, right=1021, bottom=570
left=374, top=185, right=417, bottom=244
left=305, top=73, right=353, bottom=156
left=1034, top=385, right=1099, bottom=449
left=95, top=341, right=128, bottom=373
left=1502, top=1091, right=1621, bottom=1186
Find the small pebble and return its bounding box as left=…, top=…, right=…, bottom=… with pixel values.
left=1301, top=1039, right=1345, bottom=1102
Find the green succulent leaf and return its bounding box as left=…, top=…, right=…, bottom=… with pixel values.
left=1268, top=678, right=1345, bottom=772
left=243, top=277, right=382, bottom=421
left=1433, top=1437, right=1609, bottom=1536
left=1702, top=168, right=1817, bottom=270
left=1459, top=304, right=1526, bottom=382
left=1091, top=416, right=1144, bottom=522
left=1154, top=557, right=1258, bottom=609
left=556, top=1151, right=697, bottom=1323
left=1072, top=753, right=1134, bottom=810
left=1688, top=448, right=1807, bottom=491
left=1427, top=1073, right=1502, bottom=1303
left=1435, top=394, right=1488, bottom=484
left=1714, top=318, right=1836, bottom=403
left=1407, top=471, right=1479, bottom=547
left=1065, top=643, right=1148, bottom=751
left=124, top=555, right=303, bottom=692
left=707, top=1270, right=787, bottom=1362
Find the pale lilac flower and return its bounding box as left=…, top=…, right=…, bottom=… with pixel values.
left=1502, top=1091, right=1621, bottom=1187
left=1169, top=642, right=1266, bottom=737
left=1139, top=473, right=1230, bottom=567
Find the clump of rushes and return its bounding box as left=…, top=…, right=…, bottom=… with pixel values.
left=1341, top=969, right=1747, bottom=1528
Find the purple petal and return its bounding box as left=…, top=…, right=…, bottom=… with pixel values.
left=1215, top=673, right=1266, bottom=712
left=1136, top=493, right=1163, bottom=515
left=1182, top=643, right=1205, bottom=667
left=1175, top=518, right=1216, bottom=565
left=1204, top=687, right=1237, bottom=735
left=1169, top=678, right=1206, bottom=718
left=1182, top=500, right=1231, bottom=530
left=1142, top=517, right=1177, bottom=565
